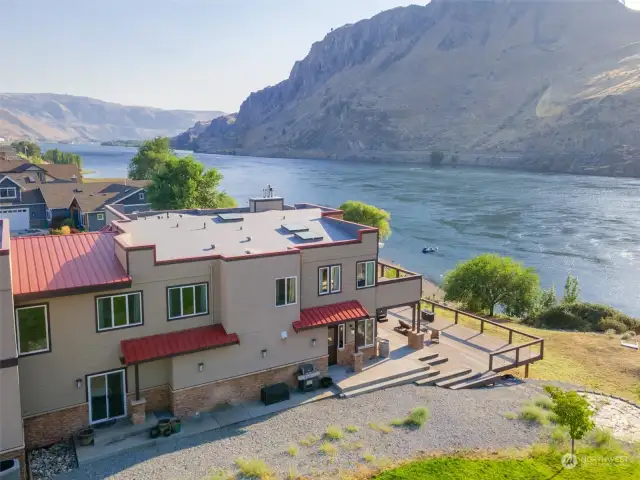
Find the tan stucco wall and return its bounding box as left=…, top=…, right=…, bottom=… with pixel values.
left=376, top=276, right=422, bottom=310
left=0, top=253, right=24, bottom=452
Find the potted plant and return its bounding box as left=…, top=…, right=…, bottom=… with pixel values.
left=149, top=426, right=160, bottom=439
left=320, top=376, right=333, bottom=388
left=77, top=427, right=94, bottom=447
left=170, top=418, right=182, bottom=434
left=157, top=418, right=172, bottom=436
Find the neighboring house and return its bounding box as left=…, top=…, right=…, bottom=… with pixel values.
left=0, top=195, right=422, bottom=475
left=0, top=157, right=150, bottom=231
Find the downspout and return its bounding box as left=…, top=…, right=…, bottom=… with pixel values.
left=210, top=262, right=214, bottom=324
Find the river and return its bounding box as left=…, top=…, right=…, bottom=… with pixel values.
left=40, top=143, right=640, bottom=316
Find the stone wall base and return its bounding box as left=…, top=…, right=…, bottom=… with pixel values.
left=0, top=448, right=26, bottom=480
left=337, top=342, right=356, bottom=365
left=23, top=403, right=88, bottom=450
left=126, top=384, right=170, bottom=413
left=408, top=331, right=425, bottom=350
left=171, top=356, right=329, bottom=419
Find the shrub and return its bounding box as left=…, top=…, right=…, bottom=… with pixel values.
left=368, top=422, right=392, bottom=433
left=342, top=441, right=364, bottom=451
left=299, top=434, right=321, bottom=446
left=526, top=301, right=639, bottom=333
left=50, top=225, right=71, bottom=235
left=363, top=453, right=376, bottom=463
left=621, top=331, right=635, bottom=341
left=533, top=396, right=554, bottom=410
left=588, top=428, right=616, bottom=448
left=287, top=444, right=298, bottom=456
left=519, top=405, right=552, bottom=425
left=605, top=329, right=617, bottom=337
left=320, top=441, right=338, bottom=457
left=325, top=425, right=344, bottom=440
left=404, top=407, right=430, bottom=427
left=61, top=218, right=74, bottom=227
left=345, top=425, right=360, bottom=433
left=598, top=316, right=628, bottom=334
left=550, top=426, right=570, bottom=447
left=234, top=458, right=274, bottom=479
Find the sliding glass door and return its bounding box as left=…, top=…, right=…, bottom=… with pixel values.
left=88, top=369, right=126, bottom=424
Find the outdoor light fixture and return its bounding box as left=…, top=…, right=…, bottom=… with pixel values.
left=281, top=331, right=288, bottom=340
left=261, top=349, right=268, bottom=358
left=75, top=378, right=83, bottom=389
left=198, top=362, right=205, bottom=372
left=311, top=338, right=317, bottom=347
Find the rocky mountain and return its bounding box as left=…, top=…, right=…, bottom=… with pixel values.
left=175, top=0, right=640, bottom=177
left=0, top=93, right=224, bottom=143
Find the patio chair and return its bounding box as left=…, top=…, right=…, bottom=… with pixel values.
left=430, top=329, right=440, bottom=344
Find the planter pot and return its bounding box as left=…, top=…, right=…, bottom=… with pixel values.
left=77, top=428, right=94, bottom=447
left=170, top=418, right=182, bottom=434
left=157, top=418, right=172, bottom=437
left=149, top=426, right=160, bottom=439
left=320, top=376, right=333, bottom=388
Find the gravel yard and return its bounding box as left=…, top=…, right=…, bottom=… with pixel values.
left=56, top=383, right=542, bottom=479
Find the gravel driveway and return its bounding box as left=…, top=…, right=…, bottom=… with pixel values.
left=56, top=383, right=542, bottom=479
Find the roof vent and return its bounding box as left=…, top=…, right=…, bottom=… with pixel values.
left=246, top=236, right=252, bottom=242
left=211, top=244, right=216, bottom=250
left=239, top=225, right=243, bottom=231
left=294, top=230, right=323, bottom=241
left=262, top=184, right=275, bottom=198
left=245, top=248, right=252, bottom=254
left=218, top=213, right=243, bottom=222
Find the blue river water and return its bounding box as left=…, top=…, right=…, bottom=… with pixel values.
left=41, top=143, right=640, bottom=315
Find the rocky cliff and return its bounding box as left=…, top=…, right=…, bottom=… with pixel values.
left=175, top=0, right=640, bottom=177
left=0, top=93, right=224, bottom=142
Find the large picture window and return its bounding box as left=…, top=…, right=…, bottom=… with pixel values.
left=97, top=292, right=143, bottom=331
left=0, top=187, right=17, bottom=199
left=15, top=305, right=50, bottom=355
left=318, top=265, right=341, bottom=295
left=168, top=284, right=208, bottom=319
left=276, top=277, right=297, bottom=307
left=356, top=261, right=376, bottom=288
left=356, top=318, right=375, bottom=348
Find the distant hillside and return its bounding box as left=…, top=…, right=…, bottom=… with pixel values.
left=0, top=93, right=224, bottom=143
left=174, top=0, right=640, bottom=177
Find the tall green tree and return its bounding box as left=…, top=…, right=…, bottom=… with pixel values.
left=11, top=140, right=41, bottom=158
left=128, top=137, right=174, bottom=180
left=147, top=156, right=237, bottom=210
left=563, top=275, right=580, bottom=304
left=443, top=253, right=540, bottom=316
left=339, top=200, right=391, bottom=240
left=544, top=386, right=595, bottom=456
left=42, top=149, right=82, bottom=167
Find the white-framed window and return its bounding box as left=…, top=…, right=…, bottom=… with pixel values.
left=15, top=305, right=50, bottom=355
left=318, top=264, right=341, bottom=295
left=356, top=260, right=376, bottom=289
left=96, top=213, right=104, bottom=221
left=275, top=276, right=297, bottom=307
left=139, top=191, right=145, bottom=200
left=97, top=292, right=143, bottom=331
left=356, top=318, right=375, bottom=348
left=0, top=187, right=17, bottom=199
left=168, top=283, right=208, bottom=319
left=338, top=323, right=345, bottom=350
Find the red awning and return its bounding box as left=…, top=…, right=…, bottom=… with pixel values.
left=292, top=300, right=370, bottom=332
left=121, top=325, right=239, bottom=365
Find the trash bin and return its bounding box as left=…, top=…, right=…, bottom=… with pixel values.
left=0, top=459, right=20, bottom=480
left=421, top=310, right=435, bottom=323
left=378, top=338, right=390, bottom=358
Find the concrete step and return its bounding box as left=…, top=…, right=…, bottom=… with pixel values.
left=418, top=353, right=440, bottom=362
left=338, top=365, right=430, bottom=394
left=435, top=370, right=481, bottom=388
left=414, top=368, right=473, bottom=386
left=427, top=356, right=449, bottom=366
left=449, top=371, right=503, bottom=390
left=340, top=369, right=437, bottom=398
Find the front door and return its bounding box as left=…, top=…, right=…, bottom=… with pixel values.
left=88, top=369, right=127, bottom=424
left=328, top=326, right=338, bottom=366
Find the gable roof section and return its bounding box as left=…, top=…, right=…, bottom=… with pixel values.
left=0, top=175, right=23, bottom=189
left=42, top=163, right=82, bottom=182
left=10, top=232, right=131, bottom=298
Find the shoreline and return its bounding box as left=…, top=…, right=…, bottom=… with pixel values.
left=380, top=257, right=444, bottom=300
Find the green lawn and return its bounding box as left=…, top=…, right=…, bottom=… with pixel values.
left=375, top=450, right=639, bottom=479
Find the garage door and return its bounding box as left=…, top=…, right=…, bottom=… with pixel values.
left=0, top=208, right=30, bottom=231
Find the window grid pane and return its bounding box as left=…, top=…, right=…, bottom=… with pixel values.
left=287, top=278, right=296, bottom=304
left=319, top=268, right=329, bottom=294
left=276, top=279, right=286, bottom=306
left=169, top=288, right=182, bottom=318
left=97, top=298, right=112, bottom=329
left=195, top=284, right=207, bottom=314
left=356, top=263, right=365, bottom=287
left=17, top=306, right=48, bottom=354
left=128, top=294, right=142, bottom=324
left=365, top=318, right=375, bottom=346
left=113, top=296, right=127, bottom=326
left=331, top=265, right=341, bottom=292
left=182, top=286, right=195, bottom=316
left=366, top=262, right=375, bottom=287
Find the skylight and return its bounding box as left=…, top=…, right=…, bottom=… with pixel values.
left=218, top=213, right=244, bottom=222
left=282, top=223, right=309, bottom=233
left=294, top=230, right=323, bottom=241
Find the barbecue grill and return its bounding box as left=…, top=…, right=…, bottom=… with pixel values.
left=297, top=363, right=320, bottom=392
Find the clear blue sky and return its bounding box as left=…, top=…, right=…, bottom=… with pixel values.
left=1, top=0, right=416, bottom=112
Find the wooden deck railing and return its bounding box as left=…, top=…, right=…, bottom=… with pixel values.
left=378, top=261, right=419, bottom=279
left=422, top=299, right=544, bottom=374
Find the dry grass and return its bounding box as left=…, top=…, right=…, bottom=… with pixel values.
left=325, top=425, right=344, bottom=440
left=320, top=441, right=338, bottom=457
left=205, top=471, right=235, bottom=480
left=287, top=444, right=298, bottom=456
left=503, top=411, right=518, bottom=420
left=299, top=434, right=321, bottom=446
left=368, top=422, right=392, bottom=434
left=363, top=453, right=377, bottom=463
left=342, top=441, right=364, bottom=451
left=427, top=302, right=640, bottom=400
left=345, top=425, right=360, bottom=433
left=234, top=458, right=275, bottom=479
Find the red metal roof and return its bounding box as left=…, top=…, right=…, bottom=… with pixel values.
left=292, top=300, right=370, bottom=332
left=10, top=233, right=131, bottom=297
left=121, top=325, right=239, bottom=365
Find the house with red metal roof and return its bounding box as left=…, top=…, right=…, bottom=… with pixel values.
left=0, top=192, right=422, bottom=472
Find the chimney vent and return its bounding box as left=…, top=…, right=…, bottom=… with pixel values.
left=211, top=244, right=216, bottom=250
left=246, top=236, right=252, bottom=242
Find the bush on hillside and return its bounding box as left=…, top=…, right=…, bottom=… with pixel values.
left=525, top=302, right=639, bottom=333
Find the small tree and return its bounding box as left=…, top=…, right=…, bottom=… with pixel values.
left=339, top=201, right=391, bottom=240
left=11, top=140, right=41, bottom=158
left=430, top=150, right=444, bottom=166
left=443, top=253, right=540, bottom=316
left=563, top=275, right=580, bottom=304
left=147, top=156, right=237, bottom=210
left=544, top=386, right=595, bottom=456
left=128, top=137, right=174, bottom=180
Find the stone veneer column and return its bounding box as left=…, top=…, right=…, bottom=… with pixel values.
left=351, top=352, right=364, bottom=373
left=129, top=398, right=147, bottom=425
left=408, top=331, right=425, bottom=350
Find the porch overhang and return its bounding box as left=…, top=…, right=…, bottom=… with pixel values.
left=292, top=300, right=370, bottom=332
left=120, top=324, right=239, bottom=366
